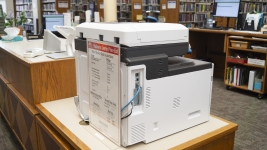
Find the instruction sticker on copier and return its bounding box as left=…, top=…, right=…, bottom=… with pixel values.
left=87, top=39, right=121, bottom=146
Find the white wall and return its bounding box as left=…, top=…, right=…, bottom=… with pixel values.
left=5, top=0, right=14, bottom=14
left=0, top=0, right=6, bottom=13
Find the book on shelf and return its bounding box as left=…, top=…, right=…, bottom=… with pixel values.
left=226, top=66, right=249, bottom=86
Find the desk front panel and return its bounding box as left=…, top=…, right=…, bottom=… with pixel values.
left=0, top=75, right=10, bottom=125
left=8, top=84, right=38, bottom=150
left=36, top=115, right=74, bottom=150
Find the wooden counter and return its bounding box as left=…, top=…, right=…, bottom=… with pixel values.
left=36, top=97, right=238, bottom=150
left=0, top=38, right=77, bottom=107
left=0, top=38, right=77, bottom=150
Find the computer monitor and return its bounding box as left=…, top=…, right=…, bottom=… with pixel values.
left=213, top=0, right=240, bottom=18
left=43, top=14, right=64, bottom=32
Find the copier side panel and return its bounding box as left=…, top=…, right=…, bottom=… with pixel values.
left=121, top=65, right=213, bottom=146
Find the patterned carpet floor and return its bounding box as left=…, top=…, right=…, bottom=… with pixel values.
left=0, top=77, right=267, bottom=150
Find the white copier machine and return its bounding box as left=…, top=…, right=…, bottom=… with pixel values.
left=74, top=23, right=213, bottom=147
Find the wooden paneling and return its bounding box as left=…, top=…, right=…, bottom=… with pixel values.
left=97, top=0, right=104, bottom=21
left=55, top=0, right=71, bottom=14
left=215, top=17, right=236, bottom=28
left=0, top=47, right=76, bottom=107
left=131, top=0, right=143, bottom=22
left=36, top=115, right=74, bottom=150
left=159, top=0, right=167, bottom=20
left=30, top=59, right=77, bottom=106
left=189, top=30, right=226, bottom=77
left=189, top=31, right=209, bottom=58
left=8, top=84, right=38, bottom=150
left=0, top=48, right=34, bottom=105
left=0, top=75, right=10, bottom=125
left=160, top=0, right=179, bottom=23
left=36, top=104, right=89, bottom=150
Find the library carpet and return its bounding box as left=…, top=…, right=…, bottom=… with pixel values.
left=0, top=77, right=267, bottom=150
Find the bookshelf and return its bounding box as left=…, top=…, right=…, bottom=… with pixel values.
left=179, top=0, right=214, bottom=28
left=117, top=0, right=132, bottom=22
left=224, top=36, right=267, bottom=99
left=240, top=0, right=267, bottom=14
left=14, top=0, right=36, bottom=33
left=70, top=0, right=100, bottom=23
left=142, top=0, right=160, bottom=20
left=41, top=0, right=71, bottom=15
left=42, top=0, right=57, bottom=15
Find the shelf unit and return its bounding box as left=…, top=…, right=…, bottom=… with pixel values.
left=70, top=0, right=97, bottom=23
left=224, top=36, right=267, bottom=99
left=42, top=0, right=57, bottom=14
left=142, top=0, right=160, bottom=20
left=14, top=0, right=35, bottom=33
left=179, top=0, right=214, bottom=28
left=117, top=0, right=132, bottom=22
left=240, top=0, right=267, bottom=14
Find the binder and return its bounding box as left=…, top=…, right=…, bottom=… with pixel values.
left=248, top=70, right=256, bottom=90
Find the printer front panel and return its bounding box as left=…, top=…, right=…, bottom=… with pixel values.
left=121, top=64, right=213, bottom=147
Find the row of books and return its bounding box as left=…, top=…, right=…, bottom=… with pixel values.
left=240, top=2, right=267, bottom=13
left=143, top=0, right=159, bottom=4
left=16, top=4, right=32, bottom=11
left=195, top=4, right=213, bottom=12
left=225, top=67, right=249, bottom=86
left=179, top=14, right=194, bottom=22
left=43, top=3, right=56, bottom=10
left=16, top=0, right=26, bottom=4
left=146, top=6, right=160, bottom=11
left=242, top=0, right=267, bottom=2
left=118, top=5, right=131, bottom=11
left=180, top=0, right=214, bottom=2
left=117, top=12, right=131, bottom=18
left=42, top=0, right=55, bottom=2
left=180, top=4, right=195, bottom=12
left=179, top=14, right=209, bottom=22
left=195, top=14, right=209, bottom=21
left=23, top=24, right=34, bottom=32
left=117, top=0, right=131, bottom=3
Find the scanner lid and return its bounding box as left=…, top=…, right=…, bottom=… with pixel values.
left=76, top=22, right=188, bottom=47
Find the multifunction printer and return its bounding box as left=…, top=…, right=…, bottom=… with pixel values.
left=74, top=22, right=213, bottom=147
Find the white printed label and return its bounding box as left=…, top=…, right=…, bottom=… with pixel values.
left=167, top=1, right=176, bottom=9
left=88, top=39, right=121, bottom=146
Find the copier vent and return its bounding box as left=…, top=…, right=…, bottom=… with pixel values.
left=173, top=97, right=181, bottom=108
left=146, top=87, right=151, bottom=108
left=131, top=123, right=145, bottom=144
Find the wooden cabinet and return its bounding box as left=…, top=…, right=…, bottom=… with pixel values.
left=224, top=36, right=267, bottom=99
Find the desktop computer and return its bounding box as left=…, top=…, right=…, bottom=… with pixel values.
left=42, top=14, right=65, bottom=38
left=212, top=0, right=240, bottom=29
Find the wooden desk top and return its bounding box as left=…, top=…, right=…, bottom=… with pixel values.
left=0, top=37, right=72, bottom=64
left=36, top=97, right=238, bottom=150
left=190, top=28, right=267, bottom=38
